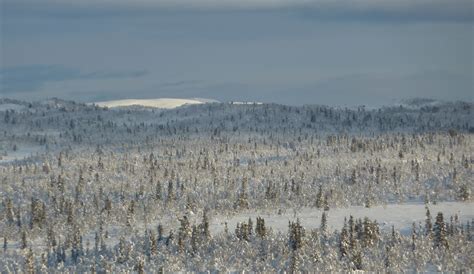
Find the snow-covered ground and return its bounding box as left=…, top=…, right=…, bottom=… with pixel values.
left=82, top=201, right=474, bottom=252
left=211, top=202, right=474, bottom=235
left=93, top=98, right=217, bottom=109
left=230, top=101, right=263, bottom=105
left=0, top=145, right=45, bottom=164
left=11, top=201, right=470, bottom=255
left=0, top=103, right=26, bottom=112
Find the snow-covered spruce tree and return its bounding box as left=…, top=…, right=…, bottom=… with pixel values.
left=458, top=184, right=471, bottom=201
left=200, top=210, right=211, bottom=241
left=320, top=212, right=328, bottom=243
left=339, top=219, right=350, bottom=259
left=20, top=230, right=28, bottom=250
left=288, top=250, right=301, bottom=274
left=434, top=212, right=449, bottom=249
left=256, top=217, right=267, bottom=238
left=234, top=177, right=250, bottom=210
left=315, top=185, right=323, bottom=209
left=289, top=219, right=304, bottom=251
left=425, top=206, right=433, bottom=237
left=24, top=247, right=35, bottom=274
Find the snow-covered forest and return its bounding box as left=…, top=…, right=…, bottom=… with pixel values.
left=0, top=97, right=472, bottom=272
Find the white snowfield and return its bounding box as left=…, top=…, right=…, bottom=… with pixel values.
left=211, top=202, right=474, bottom=235
left=0, top=147, right=37, bottom=164
left=230, top=101, right=263, bottom=105
left=93, top=98, right=217, bottom=109
left=0, top=103, right=26, bottom=112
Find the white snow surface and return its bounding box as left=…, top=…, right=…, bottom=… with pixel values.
left=211, top=202, right=474, bottom=235
left=230, top=101, right=263, bottom=105
left=0, top=103, right=26, bottom=112
left=93, top=98, right=217, bottom=109
left=0, top=145, right=45, bottom=164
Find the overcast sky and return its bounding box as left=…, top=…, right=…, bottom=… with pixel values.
left=1, top=0, right=473, bottom=106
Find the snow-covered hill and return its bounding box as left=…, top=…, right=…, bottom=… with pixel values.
left=93, top=98, right=218, bottom=109
left=0, top=98, right=472, bottom=272
left=0, top=98, right=27, bottom=112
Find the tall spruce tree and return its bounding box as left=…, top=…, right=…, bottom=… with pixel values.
left=425, top=206, right=433, bottom=236
left=433, top=212, right=448, bottom=248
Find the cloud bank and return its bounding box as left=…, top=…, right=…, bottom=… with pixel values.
left=0, top=65, right=148, bottom=93
left=1, top=1, right=471, bottom=105
left=4, top=0, right=473, bottom=21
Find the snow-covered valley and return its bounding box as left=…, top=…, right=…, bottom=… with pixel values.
left=0, top=98, right=472, bottom=272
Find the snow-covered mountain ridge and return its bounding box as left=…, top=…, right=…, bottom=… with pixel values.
left=93, top=98, right=218, bottom=109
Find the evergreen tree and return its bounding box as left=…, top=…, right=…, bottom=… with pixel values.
left=384, top=246, right=391, bottom=269
left=157, top=224, right=164, bottom=242
left=144, top=230, right=152, bottom=257
left=433, top=212, right=448, bottom=248
left=315, top=185, right=323, bottom=209
left=154, top=179, right=162, bottom=201
left=177, top=231, right=185, bottom=253
left=4, top=198, right=14, bottom=224
left=289, top=218, right=304, bottom=251
left=24, top=248, right=35, bottom=274
left=362, top=217, right=378, bottom=247
left=234, top=178, right=249, bottom=209
left=320, top=212, right=328, bottom=243
left=391, top=225, right=399, bottom=246
left=117, top=236, right=129, bottom=263
left=351, top=244, right=363, bottom=270
left=459, top=184, right=470, bottom=201
left=179, top=215, right=191, bottom=239
left=348, top=215, right=356, bottom=249
left=150, top=231, right=157, bottom=256
left=135, top=257, right=145, bottom=274
left=248, top=217, right=253, bottom=237
left=339, top=220, right=350, bottom=258
left=191, top=225, right=199, bottom=256
left=16, top=206, right=22, bottom=228
left=425, top=206, right=433, bottom=236
left=256, top=217, right=267, bottom=238
left=323, top=194, right=330, bottom=211
left=167, top=180, right=174, bottom=202
left=201, top=210, right=211, bottom=240
left=288, top=251, right=300, bottom=274
left=21, top=230, right=28, bottom=249
left=166, top=230, right=174, bottom=246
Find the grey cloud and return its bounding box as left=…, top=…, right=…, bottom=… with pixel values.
left=158, top=80, right=201, bottom=88
left=4, top=0, right=473, bottom=21
left=0, top=65, right=149, bottom=93
left=79, top=70, right=149, bottom=80
left=297, top=1, right=474, bottom=22
left=2, top=69, right=471, bottom=106
left=283, top=70, right=474, bottom=106
left=171, top=71, right=473, bottom=106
